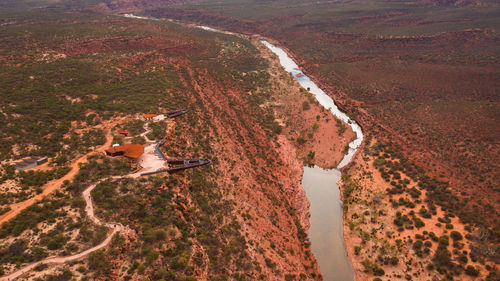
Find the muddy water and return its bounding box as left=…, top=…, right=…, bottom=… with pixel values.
left=262, top=40, right=363, bottom=281
left=302, top=167, right=353, bottom=281
left=122, top=17, right=361, bottom=279
left=261, top=41, right=363, bottom=167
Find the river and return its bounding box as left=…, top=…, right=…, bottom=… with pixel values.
left=261, top=41, right=363, bottom=281
left=3, top=14, right=362, bottom=281
left=124, top=15, right=364, bottom=280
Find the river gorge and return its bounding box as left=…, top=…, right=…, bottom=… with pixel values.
left=99, top=14, right=365, bottom=280
left=262, top=40, right=363, bottom=281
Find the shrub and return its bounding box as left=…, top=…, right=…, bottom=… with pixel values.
left=46, top=233, right=66, bottom=250
left=419, top=207, right=432, bottom=218
left=438, top=235, right=449, bottom=246
left=265, top=258, right=276, bottom=268
left=77, top=265, right=86, bottom=273
left=414, top=218, right=425, bottom=228
left=137, top=263, right=146, bottom=274
left=362, top=258, right=375, bottom=271
left=132, top=136, right=146, bottom=144
left=296, top=136, right=306, bottom=145
left=34, top=263, right=48, bottom=271
left=65, top=242, right=79, bottom=253
left=413, top=240, right=423, bottom=250
left=373, top=267, right=385, bottom=276
left=362, top=258, right=385, bottom=276
left=354, top=246, right=362, bottom=255
left=112, top=135, right=123, bottom=145
left=465, top=265, right=479, bottom=276
left=450, top=231, right=463, bottom=241
left=408, top=187, right=421, bottom=198
left=457, top=254, right=468, bottom=264
left=307, top=150, right=315, bottom=160
left=124, top=119, right=145, bottom=136
left=88, top=250, right=110, bottom=273
left=31, top=247, right=48, bottom=261
left=71, top=198, right=86, bottom=209
left=302, top=101, right=310, bottom=110
left=433, top=246, right=451, bottom=268
left=337, top=122, right=346, bottom=135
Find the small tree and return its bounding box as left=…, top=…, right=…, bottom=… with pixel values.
left=302, top=101, right=310, bottom=110
left=296, top=136, right=306, bottom=145
left=88, top=250, right=110, bottom=273
left=465, top=265, right=479, bottom=276
left=450, top=231, right=463, bottom=241
left=307, top=150, right=315, bottom=160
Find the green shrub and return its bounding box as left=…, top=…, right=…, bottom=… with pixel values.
left=296, top=136, right=306, bottom=145
left=307, top=150, right=315, bottom=160
left=77, top=265, right=86, bottom=273
left=46, top=234, right=66, bottom=250
left=414, top=218, right=425, bottom=228
left=438, top=235, right=449, bottom=246
left=450, top=231, right=463, bottom=241
left=88, top=250, right=110, bottom=273
left=137, top=263, right=146, bottom=274
left=433, top=246, right=451, bottom=268
left=413, top=240, right=423, bottom=250
left=302, top=101, right=310, bottom=110
left=373, top=267, right=385, bottom=276
left=354, top=246, right=362, bottom=255
left=132, top=136, right=146, bottom=144
left=465, top=265, right=479, bottom=276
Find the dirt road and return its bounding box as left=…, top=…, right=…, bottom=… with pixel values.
left=0, top=117, right=168, bottom=280
left=0, top=131, right=113, bottom=226
left=0, top=179, right=124, bottom=281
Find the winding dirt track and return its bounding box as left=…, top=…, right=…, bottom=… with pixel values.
left=0, top=131, right=114, bottom=226
left=0, top=180, right=124, bottom=281
left=0, top=131, right=114, bottom=281
left=1, top=118, right=168, bottom=280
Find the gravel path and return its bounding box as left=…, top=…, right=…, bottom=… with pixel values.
left=0, top=179, right=124, bottom=281
left=1, top=118, right=167, bottom=280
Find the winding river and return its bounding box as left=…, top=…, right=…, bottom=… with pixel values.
left=6, top=14, right=363, bottom=280
left=192, top=21, right=366, bottom=281
left=261, top=41, right=363, bottom=281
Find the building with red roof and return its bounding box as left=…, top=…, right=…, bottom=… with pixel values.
left=142, top=114, right=157, bottom=119
left=105, top=144, right=144, bottom=159
left=117, top=129, right=129, bottom=136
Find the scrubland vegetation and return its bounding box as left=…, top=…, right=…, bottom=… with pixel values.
left=340, top=138, right=499, bottom=280
left=0, top=0, right=498, bottom=279
left=0, top=154, right=130, bottom=276
left=136, top=1, right=499, bottom=279
left=144, top=0, right=500, bottom=197
left=0, top=4, right=321, bottom=279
